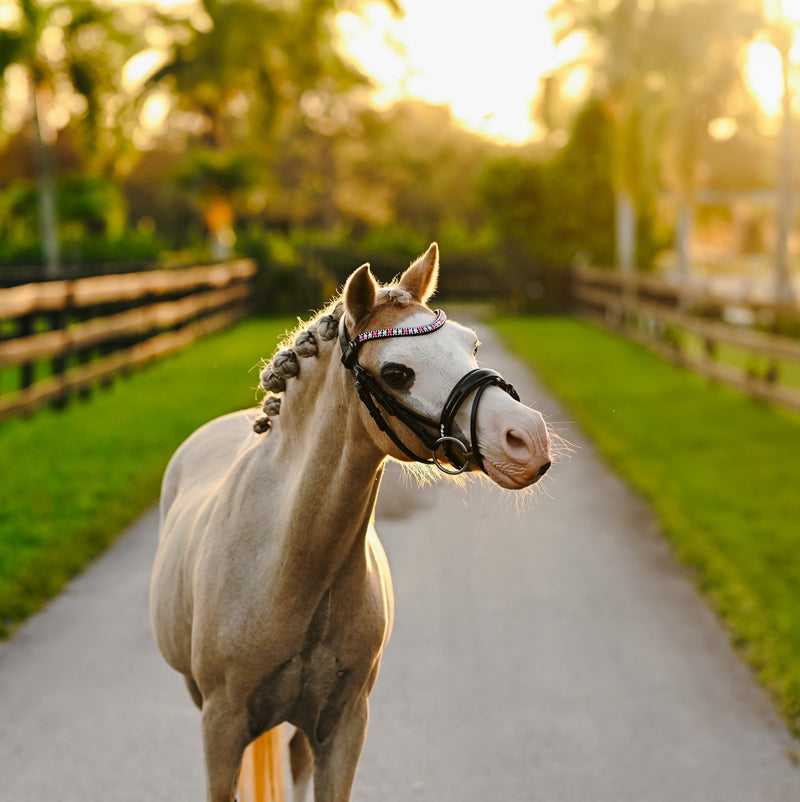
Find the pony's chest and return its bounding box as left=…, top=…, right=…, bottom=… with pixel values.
left=246, top=582, right=388, bottom=743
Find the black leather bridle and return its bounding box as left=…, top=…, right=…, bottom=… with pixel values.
left=339, top=309, right=520, bottom=475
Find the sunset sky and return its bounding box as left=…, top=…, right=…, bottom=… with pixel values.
left=335, top=0, right=566, bottom=144
left=3, top=0, right=798, bottom=145
left=117, top=0, right=800, bottom=144
left=336, top=0, right=800, bottom=143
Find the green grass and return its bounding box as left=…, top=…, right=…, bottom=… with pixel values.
left=494, top=316, right=800, bottom=734
left=0, top=317, right=292, bottom=637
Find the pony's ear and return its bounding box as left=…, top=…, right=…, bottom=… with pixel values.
left=343, top=263, right=378, bottom=327
left=398, top=242, right=439, bottom=304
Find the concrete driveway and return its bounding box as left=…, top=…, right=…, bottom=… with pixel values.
left=1, top=322, right=798, bottom=801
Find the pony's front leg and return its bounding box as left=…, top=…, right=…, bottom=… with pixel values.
left=201, top=696, right=249, bottom=802
left=312, top=697, right=369, bottom=802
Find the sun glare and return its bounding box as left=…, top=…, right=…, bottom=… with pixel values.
left=337, top=0, right=560, bottom=145
left=745, top=41, right=785, bottom=116
left=10, top=0, right=799, bottom=146
left=749, top=0, right=800, bottom=117
left=121, top=47, right=170, bottom=93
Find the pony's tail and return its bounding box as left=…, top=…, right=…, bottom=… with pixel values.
left=237, top=726, right=286, bottom=802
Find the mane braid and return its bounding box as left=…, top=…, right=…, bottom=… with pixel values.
left=252, top=300, right=343, bottom=434
left=252, top=280, right=414, bottom=434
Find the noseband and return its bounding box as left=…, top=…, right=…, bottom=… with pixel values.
left=340, top=310, right=520, bottom=475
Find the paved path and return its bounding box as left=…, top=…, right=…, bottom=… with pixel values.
left=1, top=323, right=799, bottom=801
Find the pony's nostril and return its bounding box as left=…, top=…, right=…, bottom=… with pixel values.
left=506, top=430, right=527, bottom=451
left=537, top=460, right=552, bottom=477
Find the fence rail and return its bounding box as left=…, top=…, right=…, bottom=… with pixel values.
left=0, top=260, right=257, bottom=423
left=574, top=267, right=800, bottom=414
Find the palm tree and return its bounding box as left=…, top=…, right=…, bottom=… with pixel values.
left=0, top=0, right=127, bottom=277
left=764, top=6, right=798, bottom=304
left=145, top=0, right=400, bottom=245
left=549, top=0, right=659, bottom=274
left=548, top=0, right=760, bottom=279
left=651, top=0, right=760, bottom=281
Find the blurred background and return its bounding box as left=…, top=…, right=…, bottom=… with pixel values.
left=3, top=0, right=800, bottom=752
left=0, top=0, right=798, bottom=311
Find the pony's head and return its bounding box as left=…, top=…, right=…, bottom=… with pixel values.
left=340, top=243, right=552, bottom=490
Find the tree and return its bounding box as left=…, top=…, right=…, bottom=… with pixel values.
left=649, top=0, right=760, bottom=280
left=144, top=0, right=400, bottom=247
left=763, top=7, right=799, bottom=303
left=547, top=0, right=760, bottom=277
left=0, top=0, right=133, bottom=276
left=478, top=99, right=616, bottom=267
left=549, top=0, right=659, bottom=273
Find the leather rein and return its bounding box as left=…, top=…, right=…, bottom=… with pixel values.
left=339, top=309, right=520, bottom=475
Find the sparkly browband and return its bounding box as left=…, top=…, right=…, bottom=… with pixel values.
left=355, top=310, right=447, bottom=345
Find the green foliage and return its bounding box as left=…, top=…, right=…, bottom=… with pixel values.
left=478, top=100, right=618, bottom=267
left=355, top=223, right=433, bottom=260
left=0, top=0, right=140, bottom=160
left=495, top=316, right=800, bottom=733
left=0, top=174, right=162, bottom=266
left=59, top=228, right=166, bottom=266
left=148, top=0, right=372, bottom=151
left=0, top=179, right=38, bottom=249
left=546, top=0, right=765, bottom=269
left=0, top=316, right=292, bottom=637
left=0, top=229, right=164, bottom=269
left=238, top=227, right=337, bottom=315
left=172, top=148, right=261, bottom=198
left=0, top=0, right=783, bottom=281
left=57, top=175, right=126, bottom=237
left=330, top=101, right=495, bottom=235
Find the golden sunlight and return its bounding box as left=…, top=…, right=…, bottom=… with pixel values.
left=121, top=48, right=170, bottom=93
left=336, top=0, right=561, bottom=144
left=745, top=41, right=785, bottom=116
left=749, top=0, right=800, bottom=116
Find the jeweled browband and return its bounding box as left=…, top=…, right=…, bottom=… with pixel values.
left=354, top=310, right=447, bottom=346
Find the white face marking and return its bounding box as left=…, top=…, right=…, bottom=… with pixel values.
left=366, top=312, right=478, bottom=419
left=358, top=309, right=552, bottom=488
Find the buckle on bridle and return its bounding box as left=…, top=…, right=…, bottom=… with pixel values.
left=341, top=341, right=359, bottom=369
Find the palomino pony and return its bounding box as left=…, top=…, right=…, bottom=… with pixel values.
left=150, top=244, right=552, bottom=802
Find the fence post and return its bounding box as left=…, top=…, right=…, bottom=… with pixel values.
left=49, top=286, right=72, bottom=409
left=18, top=313, right=35, bottom=393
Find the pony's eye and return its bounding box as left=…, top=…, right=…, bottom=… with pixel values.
left=381, top=363, right=414, bottom=388
left=473, top=341, right=480, bottom=356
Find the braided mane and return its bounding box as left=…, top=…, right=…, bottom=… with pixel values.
left=253, top=285, right=414, bottom=434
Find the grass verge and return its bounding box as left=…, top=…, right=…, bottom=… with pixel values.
left=493, top=316, right=800, bottom=735
left=0, top=317, right=292, bottom=638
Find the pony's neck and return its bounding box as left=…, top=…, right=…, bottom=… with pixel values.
left=257, top=336, right=385, bottom=590
left=272, top=334, right=382, bottom=471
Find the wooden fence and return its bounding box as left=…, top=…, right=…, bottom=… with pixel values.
left=573, top=267, right=800, bottom=414
left=0, top=259, right=257, bottom=423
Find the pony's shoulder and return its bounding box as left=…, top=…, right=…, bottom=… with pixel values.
left=161, top=410, right=259, bottom=511
left=169, top=409, right=252, bottom=460
left=187, top=409, right=257, bottom=443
